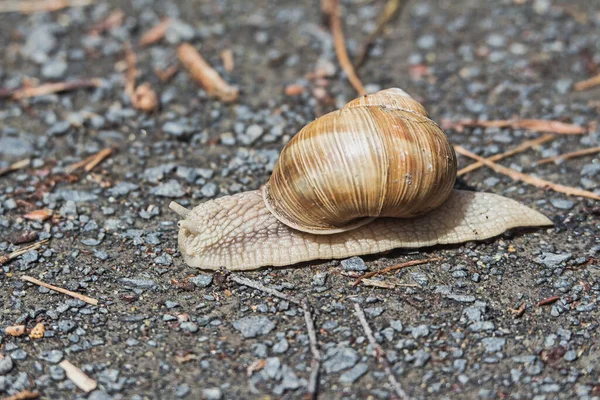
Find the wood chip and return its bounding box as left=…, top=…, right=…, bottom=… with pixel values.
left=352, top=257, right=442, bottom=286
left=0, top=239, right=49, bottom=266
left=29, top=323, right=45, bottom=339
left=360, top=278, right=396, bottom=289
left=89, top=9, right=124, bottom=35
left=510, top=302, right=527, bottom=318
left=574, top=73, right=600, bottom=91
left=139, top=18, right=172, bottom=46
left=444, top=119, right=587, bottom=135
left=23, top=209, right=53, bottom=222
left=5, top=325, right=27, bottom=337
left=130, top=83, right=158, bottom=113
left=177, top=43, right=239, bottom=103
left=0, top=390, right=40, bottom=400
left=536, top=146, right=600, bottom=165
left=0, top=158, right=31, bottom=177
left=321, top=0, right=367, bottom=96
left=2, top=79, right=102, bottom=100
left=454, top=145, right=600, bottom=200
left=0, top=0, right=93, bottom=14
left=537, top=295, right=560, bottom=307
left=246, top=359, right=266, bottom=376
left=21, top=275, right=99, bottom=306
left=220, top=49, right=234, bottom=72
left=59, top=360, right=97, bottom=393
left=285, top=84, right=305, bottom=96
left=458, top=134, right=555, bottom=176
left=65, top=147, right=113, bottom=174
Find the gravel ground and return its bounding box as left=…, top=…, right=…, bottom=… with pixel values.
left=1, top=0, right=599, bottom=399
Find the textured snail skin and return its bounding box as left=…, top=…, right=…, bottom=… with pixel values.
left=172, top=189, right=552, bottom=271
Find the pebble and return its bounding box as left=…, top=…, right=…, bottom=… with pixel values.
left=482, top=337, right=506, bottom=353
left=232, top=316, right=275, bottom=338
left=150, top=180, right=186, bottom=198
left=340, top=257, right=368, bottom=271
left=0, top=356, right=13, bottom=375
left=536, top=253, right=572, bottom=268
left=39, top=350, right=63, bottom=364
left=411, top=325, right=430, bottom=339
left=42, top=58, right=68, bottom=79
left=201, top=387, right=222, bottom=400
left=339, top=363, right=368, bottom=384
left=312, top=272, right=327, bottom=286
left=119, top=278, right=157, bottom=289
left=550, top=198, right=574, bottom=210
left=190, top=274, right=213, bottom=288
left=323, top=347, right=359, bottom=373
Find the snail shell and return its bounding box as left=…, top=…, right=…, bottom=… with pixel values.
left=262, top=88, right=456, bottom=234
left=169, top=88, right=553, bottom=270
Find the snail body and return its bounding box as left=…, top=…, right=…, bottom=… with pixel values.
left=170, top=88, right=552, bottom=271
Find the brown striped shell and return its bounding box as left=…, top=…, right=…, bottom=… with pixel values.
left=262, top=88, right=457, bottom=235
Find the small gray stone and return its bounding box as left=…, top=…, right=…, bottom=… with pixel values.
left=263, top=357, right=281, bottom=378
left=390, top=320, right=403, bottom=332
left=340, top=256, right=368, bottom=271
left=339, top=363, right=368, bottom=384
left=323, top=347, right=359, bottom=373
left=190, top=274, right=213, bottom=288
left=0, top=356, right=13, bottom=375
left=411, top=272, right=429, bottom=286
left=200, top=182, right=219, bottom=198
left=411, top=325, right=430, bottom=339
left=201, top=387, right=222, bottom=400
left=482, top=337, right=506, bottom=353
left=150, top=180, right=185, bottom=198
left=42, top=58, right=67, bottom=79
left=39, top=350, right=63, bottom=364
left=108, top=182, right=139, bottom=197
left=446, top=294, right=476, bottom=303
left=536, top=253, right=572, bottom=268
left=232, top=316, right=275, bottom=338
left=154, top=254, right=172, bottom=266
left=174, top=383, right=190, bottom=398
left=180, top=322, right=198, bottom=333
left=364, top=307, right=384, bottom=318
left=88, top=390, right=112, bottom=400
left=119, top=278, right=157, bottom=289
left=564, top=350, right=577, bottom=361
left=550, top=198, right=574, bottom=210
left=273, top=338, right=289, bottom=354
left=58, top=320, right=77, bottom=333
left=312, top=272, right=327, bottom=286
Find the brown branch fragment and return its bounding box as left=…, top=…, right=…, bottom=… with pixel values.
left=0, top=390, right=40, bottom=400
left=88, top=9, right=124, bottom=35
left=177, top=43, right=239, bottom=102
left=536, top=146, right=600, bottom=165
left=65, top=148, right=112, bottom=174
left=321, top=0, right=367, bottom=96
left=23, top=209, right=53, bottom=222
left=454, top=145, right=600, bottom=200
left=355, top=0, right=404, bottom=68
left=445, top=119, right=587, bottom=135
left=574, top=73, right=600, bottom=91
left=220, top=49, right=234, bottom=72
left=510, top=302, right=527, bottom=318
left=537, top=295, right=560, bottom=307
left=139, top=18, right=172, bottom=46
left=0, top=239, right=49, bottom=266
left=4, top=79, right=102, bottom=100
left=0, top=158, right=31, bottom=177
left=0, top=0, right=93, bottom=14
left=353, top=303, right=408, bottom=400
left=21, top=275, right=98, bottom=306
left=458, top=134, right=555, bottom=176
left=352, top=257, right=442, bottom=286
left=59, top=360, right=97, bottom=392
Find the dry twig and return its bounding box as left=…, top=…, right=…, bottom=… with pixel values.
left=353, top=303, right=408, bottom=400
left=352, top=257, right=442, bottom=286
left=0, top=390, right=40, bottom=400
left=228, top=274, right=300, bottom=305
left=355, top=0, right=404, bottom=68
left=0, top=158, right=31, bottom=177
left=1, top=79, right=102, bottom=100
left=177, top=43, right=239, bottom=103
left=510, top=302, right=527, bottom=318
left=458, top=134, right=555, bottom=176
left=59, top=360, right=98, bottom=392
left=23, top=209, right=53, bottom=222
left=536, top=146, right=600, bottom=165
left=139, top=18, right=172, bottom=46
left=155, top=65, right=179, bottom=82
left=21, top=275, right=99, bottom=305
left=454, top=145, right=600, bottom=200
left=65, top=148, right=112, bottom=174
left=123, top=44, right=158, bottom=112
left=321, top=0, right=367, bottom=96
left=574, top=73, right=600, bottom=91
left=444, top=119, right=587, bottom=135
left=0, top=239, right=49, bottom=266
left=0, top=0, right=93, bottom=14
left=89, top=9, right=124, bottom=35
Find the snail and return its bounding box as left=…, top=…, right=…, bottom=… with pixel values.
left=169, top=88, right=552, bottom=271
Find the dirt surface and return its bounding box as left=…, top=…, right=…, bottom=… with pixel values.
left=1, top=1, right=599, bottom=399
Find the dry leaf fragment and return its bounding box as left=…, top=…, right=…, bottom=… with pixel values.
left=5, top=325, right=26, bottom=337
left=177, top=43, right=239, bottom=103
left=23, top=209, right=53, bottom=222
left=246, top=359, right=266, bottom=376
left=29, top=323, right=45, bottom=339
left=139, top=18, right=172, bottom=46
